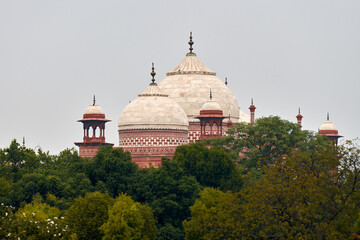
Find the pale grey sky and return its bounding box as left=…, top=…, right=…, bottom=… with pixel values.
left=0, top=0, right=359, bottom=154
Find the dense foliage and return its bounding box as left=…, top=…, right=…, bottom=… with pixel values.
left=173, top=142, right=242, bottom=192
left=1, top=116, right=360, bottom=239
left=100, top=194, right=158, bottom=240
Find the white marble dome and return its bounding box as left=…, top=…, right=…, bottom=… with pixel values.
left=158, top=52, right=249, bottom=123
left=84, top=104, right=104, bottom=115
left=118, top=83, right=189, bottom=131
left=319, top=120, right=338, bottom=131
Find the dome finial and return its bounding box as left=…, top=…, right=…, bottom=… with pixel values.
left=225, top=77, right=228, bottom=85
left=298, top=107, right=301, bottom=114
left=210, top=89, right=212, bottom=100
left=327, top=112, right=329, bottom=121
left=93, top=95, right=96, bottom=106
left=151, top=62, right=156, bottom=84
left=251, top=98, right=253, bottom=105
left=188, top=32, right=194, bottom=53
left=22, top=136, right=25, bottom=147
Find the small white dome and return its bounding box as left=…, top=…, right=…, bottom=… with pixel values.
left=118, top=84, right=189, bottom=131
left=201, top=100, right=222, bottom=111
left=84, top=104, right=104, bottom=115
left=319, top=120, right=338, bottom=131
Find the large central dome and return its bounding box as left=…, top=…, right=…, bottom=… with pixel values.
left=157, top=35, right=249, bottom=123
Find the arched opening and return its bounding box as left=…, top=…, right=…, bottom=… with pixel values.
left=88, top=126, right=93, bottom=138
left=95, top=126, right=100, bottom=138
left=205, top=122, right=211, bottom=135
left=212, top=122, right=218, bottom=135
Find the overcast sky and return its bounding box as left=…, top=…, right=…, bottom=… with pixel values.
left=0, top=0, right=359, bottom=154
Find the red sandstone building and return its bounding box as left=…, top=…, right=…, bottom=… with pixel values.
left=75, top=34, right=342, bottom=167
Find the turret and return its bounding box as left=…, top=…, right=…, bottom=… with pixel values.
left=75, top=96, right=113, bottom=157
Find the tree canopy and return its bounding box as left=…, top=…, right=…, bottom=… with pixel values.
left=185, top=139, right=360, bottom=239
left=183, top=188, right=243, bottom=240
left=1, top=118, right=360, bottom=240
left=65, top=191, right=115, bottom=240
left=206, top=116, right=317, bottom=167
left=100, top=194, right=157, bottom=240
left=173, top=142, right=242, bottom=192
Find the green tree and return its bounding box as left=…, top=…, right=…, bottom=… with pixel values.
left=0, top=203, right=16, bottom=239
left=130, top=158, right=201, bottom=237
left=156, top=223, right=184, bottom=240
left=241, top=140, right=360, bottom=239
left=0, top=201, right=71, bottom=240
left=3, top=139, right=26, bottom=171
left=10, top=173, right=47, bottom=207
left=40, top=148, right=86, bottom=182
left=100, top=194, right=157, bottom=240
left=173, top=142, right=242, bottom=191
left=206, top=116, right=313, bottom=168
left=183, top=188, right=243, bottom=240
left=1, top=139, right=39, bottom=180
left=87, top=146, right=138, bottom=197
left=65, top=191, right=114, bottom=240
left=0, top=177, right=11, bottom=204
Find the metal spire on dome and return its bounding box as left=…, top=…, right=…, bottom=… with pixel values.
left=251, top=98, right=254, bottom=105
left=225, top=77, right=228, bottom=85
left=188, top=32, right=194, bottom=53
left=210, top=89, right=212, bottom=100
left=93, top=95, right=96, bottom=106
left=150, top=63, right=156, bottom=84
left=327, top=112, right=329, bottom=121
left=22, top=137, right=25, bottom=147
left=298, top=107, right=301, bottom=114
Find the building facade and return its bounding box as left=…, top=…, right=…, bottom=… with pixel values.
left=75, top=34, right=342, bottom=167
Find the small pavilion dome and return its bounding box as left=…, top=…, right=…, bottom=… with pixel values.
left=84, top=104, right=105, bottom=115
left=319, top=120, right=338, bottom=132
left=201, top=99, right=222, bottom=111
left=81, top=96, right=107, bottom=120
left=318, top=113, right=341, bottom=137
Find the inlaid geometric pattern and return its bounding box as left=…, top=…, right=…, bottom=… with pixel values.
left=119, top=129, right=188, bottom=147
left=124, top=146, right=176, bottom=156
left=119, top=136, right=188, bottom=147
left=188, top=130, right=201, bottom=142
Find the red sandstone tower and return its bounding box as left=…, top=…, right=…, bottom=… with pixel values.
left=75, top=96, right=113, bottom=157
left=318, top=113, right=343, bottom=145
left=249, top=98, right=256, bottom=124
left=197, top=91, right=226, bottom=140
left=296, top=108, right=303, bottom=129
